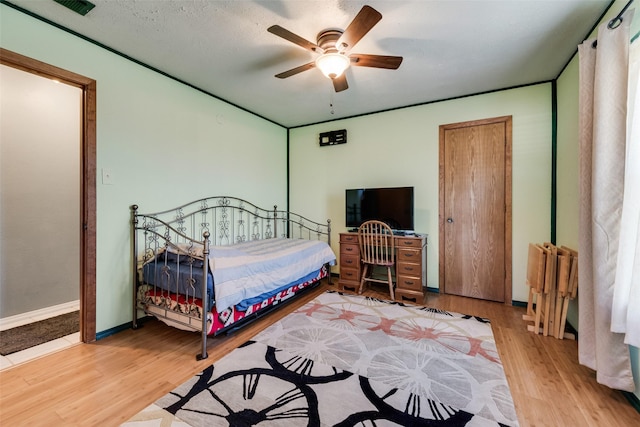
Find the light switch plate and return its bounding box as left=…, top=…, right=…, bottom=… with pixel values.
left=102, top=168, right=114, bottom=185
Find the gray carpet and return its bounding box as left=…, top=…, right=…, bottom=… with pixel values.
left=0, top=311, right=79, bottom=356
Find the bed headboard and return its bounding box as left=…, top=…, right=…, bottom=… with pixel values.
left=131, top=196, right=331, bottom=260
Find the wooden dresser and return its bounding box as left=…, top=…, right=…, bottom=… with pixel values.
left=338, top=232, right=427, bottom=303
left=337, top=232, right=361, bottom=290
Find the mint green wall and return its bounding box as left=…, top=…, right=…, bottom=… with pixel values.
left=0, top=5, right=287, bottom=333
left=289, top=84, right=552, bottom=303
left=555, top=0, right=640, bottom=400
left=556, top=57, right=580, bottom=330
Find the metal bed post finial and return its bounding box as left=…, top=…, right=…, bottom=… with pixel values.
left=273, top=205, right=278, bottom=238
left=197, top=230, right=210, bottom=361
left=131, top=204, right=140, bottom=329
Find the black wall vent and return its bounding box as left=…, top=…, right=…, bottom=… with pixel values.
left=53, top=0, right=95, bottom=16
left=319, top=129, right=347, bottom=147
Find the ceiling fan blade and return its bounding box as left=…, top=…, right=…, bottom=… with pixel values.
left=332, top=74, right=349, bottom=92
left=275, top=62, right=316, bottom=79
left=336, top=5, right=382, bottom=53
left=268, top=25, right=323, bottom=53
left=350, top=53, right=403, bottom=69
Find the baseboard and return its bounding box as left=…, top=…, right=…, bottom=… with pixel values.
left=623, top=391, right=640, bottom=413
left=424, top=287, right=527, bottom=308
left=0, top=300, right=80, bottom=331
left=96, top=319, right=145, bottom=341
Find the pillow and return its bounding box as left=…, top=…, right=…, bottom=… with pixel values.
left=158, top=249, right=203, bottom=266
left=166, top=242, right=206, bottom=260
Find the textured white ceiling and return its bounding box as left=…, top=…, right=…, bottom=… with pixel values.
left=6, top=0, right=612, bottom=127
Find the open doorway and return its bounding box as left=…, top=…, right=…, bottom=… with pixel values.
left=0, top=48, right=96, bottom=343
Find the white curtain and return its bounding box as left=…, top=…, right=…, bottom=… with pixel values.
left=578, top=13, right=635, bottom=392
left=611, top=39, right=640, bottom=348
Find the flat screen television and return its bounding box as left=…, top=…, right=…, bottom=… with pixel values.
left=345, top=186, right=414, bottom=231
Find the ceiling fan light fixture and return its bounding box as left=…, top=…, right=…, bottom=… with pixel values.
left=315, top=53, right=350, bottom=79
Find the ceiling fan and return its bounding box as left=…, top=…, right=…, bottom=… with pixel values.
left=267, top=5, right=403, bottom=92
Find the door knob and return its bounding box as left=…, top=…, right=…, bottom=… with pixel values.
left=447, top=218, right=453, bottom=223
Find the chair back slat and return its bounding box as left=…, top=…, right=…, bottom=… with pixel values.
left=358, top=220, right=394, bottom=265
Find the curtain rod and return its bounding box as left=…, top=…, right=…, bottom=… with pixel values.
left=609, top=0, right=634, bottom=29
left=593, top=0, right=635, bottom=47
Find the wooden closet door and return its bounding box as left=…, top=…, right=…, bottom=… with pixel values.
left=439, top=116, right=512, bottom=303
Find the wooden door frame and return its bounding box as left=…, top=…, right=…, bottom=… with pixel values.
left=438, top=115, right=513, bottom=305
left=1, top=48, right=97, bottom=341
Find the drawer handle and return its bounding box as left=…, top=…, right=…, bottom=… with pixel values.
left=404, top=253, right=414, bottom=257
left=404, top=267, right=414, bottom=271
left=403, top=240, right=413, bottom=245
left=346, top=260, right=353, bottom=264
left=405, top=280, right=415, bottom=285
left=346, top=247, right=354, bottom=252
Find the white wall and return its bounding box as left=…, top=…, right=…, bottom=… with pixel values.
left=0, top=5, right=287, bottom=332
left=0, top=64, right=81, bottom=317
left=289, top=84, right=552, bottom=303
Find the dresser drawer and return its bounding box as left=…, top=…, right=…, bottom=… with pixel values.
left=396, top=261, right=421, bottom=277
left=340, top=253, right=360, bottom=269
left=341, top=243, right=359, bottom=256
left=396, top=275, right=423, bottom=291
left=340, top=267, right=360, bottom=282
left=397, top=249, right=422, bottom=263
left=396, top=237, right=423, bottom=248
left=340, top=233, right=359, bottom=244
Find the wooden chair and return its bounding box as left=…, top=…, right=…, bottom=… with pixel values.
left=357, top=220, right=396, bottom=299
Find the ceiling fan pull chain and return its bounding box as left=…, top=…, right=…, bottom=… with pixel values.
left=329, top=87, right=335, bottom=114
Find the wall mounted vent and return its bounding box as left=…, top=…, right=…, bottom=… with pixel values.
left=319, top=130, right=347, bottom=147
left=53, top=0, right=95, bottom=16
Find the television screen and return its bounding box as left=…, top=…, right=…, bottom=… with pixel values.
left=345, top=186, right=414, bottom=231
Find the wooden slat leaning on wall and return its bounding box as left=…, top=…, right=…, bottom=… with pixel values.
left=523, top=242, right=578, bottom=339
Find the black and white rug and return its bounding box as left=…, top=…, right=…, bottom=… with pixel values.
left=123, top=291, right=519, bottom=426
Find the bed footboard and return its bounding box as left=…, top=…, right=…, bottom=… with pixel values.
left=131, top=196, right=331, bottom=360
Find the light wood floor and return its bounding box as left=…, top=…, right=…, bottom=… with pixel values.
left=1, top=281, right=638, bottom=426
